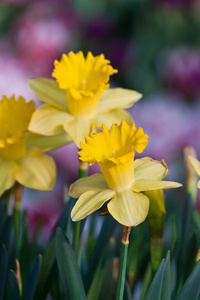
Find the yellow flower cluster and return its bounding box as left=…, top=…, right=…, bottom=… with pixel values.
left=0, top=95, right=70, bottom=195
left=0, top=51, right=184, bottom=227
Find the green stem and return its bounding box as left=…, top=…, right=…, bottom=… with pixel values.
left=73, top=160, right=88, bottom=250
left=115, top=226, right=131, bottom=300
left=78, top=161, right=89, bottom=178
left=13, top=183, right=24, bottom=256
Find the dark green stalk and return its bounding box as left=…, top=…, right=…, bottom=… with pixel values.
left=115, top=226, right=131, bottom=300
left=73, top=160, right=88, bottom=251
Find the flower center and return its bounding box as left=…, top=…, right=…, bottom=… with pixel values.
left=99, top=158, right=134, bottom=191
left=65, top=89, right=102, bottom=118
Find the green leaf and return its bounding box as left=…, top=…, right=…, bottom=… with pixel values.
left=55, top=227, right=87, bottom=300
left=145, top=260, right=165, bottom=300
left=6, top=270, right=20, bottom=300
left=34, top=198, right=73, bottom=300
left=84, top=215, right=117, bottom=291
left=139, top=263, right=152, bottom=300
left=34, top=237, right=57, bottom=300
left=0, top=198, right=7, bottom=231
left=22, top=255, right=42, bottom=300
left=177, top=194, right=198, bottom=287
left=99, top=238, right=116, bottom=300
left=176, top=260, right=200, bottom=300
left=145, top=252, right=171, bottom=300
left=124, top=281, right=132, bottom=300
left=88, top=237, right=116, bottom=300
left=0, top=216, right=16, bottom=270
left=161, top=252, right=171, bottom=300
left=0, top=244, right=7, bottom=300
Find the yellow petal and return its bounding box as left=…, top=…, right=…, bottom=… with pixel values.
left=29, top=104, right=74, bottom=136
left=198, top=180, right=200, bottom=189
left=79, top=121, right=148, bottom=165
left=0, top=96, right=35, bottom=160
left=134, top=157, right=168, bottom=181
left=0, top=159, right=16, bottom=195
left=188, top=156, right=200, bottom=177
left=71, top=189, right=116, bottom=221
left=97, top=88, right=142, bottom=112
left=132, top=179, right=182, bottom=192
left=29, top=78, right=68, bottom=110
left=64, top=118, right=92, bottom=148
left=26, top=132, right=72, bottom=153
left=107, top=189, right=149, bottom=226
left=91, top=108, right=134, bottom=129
left=69, top=173, right=108, bottom=198
left=52, top=51, right=117, bottom=94
left=15, top=154, right=56, bottom=191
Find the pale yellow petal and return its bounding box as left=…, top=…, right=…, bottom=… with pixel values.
left=132, top=179, right=182, bottom=192
left=188, top=156, right=200, bottom=177
left=91, top=108, right=133, bottom=129
left=15, top=154, right=56, bottom=191
left=107, top=189, right=149, bottom=226
left=69, top=173, right=108, bottom=198
left=64, top=118, right=91, bottom=148
left=0, top=159, right=16, bottom=195
left=26, top=132, right=72, bottom=153
left=97, top=88, right=142, bottom=112
left=29, top=78, right=68, bottom=110
left=198, top=180, right=200, bottom=189
left=134, top=157, right=168, bottom=181
left=29, top=104, right=74, bottom=136
left=71, top=189, right=116, bottom=221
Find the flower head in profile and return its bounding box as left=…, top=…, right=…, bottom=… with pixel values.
left=188, top=156, right=200, bottom=189
left=69, top=121, right=182, bottom=227
left=0, top=95, right=70, bottom=195
left=28, top=51, right=142, bottom=147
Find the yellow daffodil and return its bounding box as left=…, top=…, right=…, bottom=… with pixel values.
left=0, top=95, right=70, bottom=195
left=188, top=156, right=200, bottom=189
left=28, top=51, right=142, bottom=147
left=69, top=121, right=182, bottom=227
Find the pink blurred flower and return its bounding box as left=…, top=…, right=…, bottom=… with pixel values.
left=22, top=181, right=64, bottom=244
left=12, top=3, right=73, bottom=77
left=0, top=46, right=36, bottom=100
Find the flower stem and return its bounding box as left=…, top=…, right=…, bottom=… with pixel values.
left=73, top=160, right=88, bottom=250
left=115, top=226, right=131, bottom=300
left=78, top=161, right=89, bottom=178
left=13, top=183, right=24, bottom=256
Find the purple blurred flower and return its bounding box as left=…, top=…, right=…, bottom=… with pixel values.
left=129, top=92, right=200, bottom=176
left=158, top=0, right=192, bottom=7
left=159, top=47, right=200, bottom=100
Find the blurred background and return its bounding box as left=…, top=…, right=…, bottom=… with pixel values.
left=1, top=0, right=200, bottom=241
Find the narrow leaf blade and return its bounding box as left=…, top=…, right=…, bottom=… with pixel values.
left=55, top=227, right=87, bottom=300
left=22, top=255, right=42, bottom=300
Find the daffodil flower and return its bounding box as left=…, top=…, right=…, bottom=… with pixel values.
left=188, top=156, right=200, bottom=189
left=28, top=51, right=142, bottom=147
left=69, top=121, right=182, bottom=227
left=0, top=95, right=70, bottom=195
